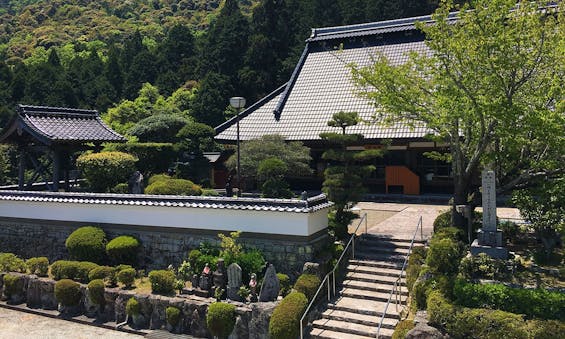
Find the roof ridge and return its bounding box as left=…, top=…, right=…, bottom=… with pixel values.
left=18, top=104, right=98, bottom=115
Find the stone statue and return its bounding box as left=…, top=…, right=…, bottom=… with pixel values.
left=128, top=170, right=144, bottom=194
left=227, top=263, right=242, bottom=301
left=259, top=264, right=280, bottom=302
left=212, top=259, right=227, bottom=299
left=225, top=175, right=233, bottom=197
left=199, top=263, right=212, bottom=291
left=249, top=273, right=258, bottom=302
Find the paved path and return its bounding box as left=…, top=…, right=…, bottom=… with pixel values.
left=353, top=202, right=522, bottom=240
left=0, top=307, right=142, bottom=339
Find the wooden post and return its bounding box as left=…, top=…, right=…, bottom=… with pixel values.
left=18, top=147, right=25, bottom=191
left=52, top=149, right=60, bottom=192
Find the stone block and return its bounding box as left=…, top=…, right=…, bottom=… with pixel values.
left=470, top=239, right=508, bottom=259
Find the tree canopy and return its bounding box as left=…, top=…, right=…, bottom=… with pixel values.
left=351, top=0, right=564, bottom=226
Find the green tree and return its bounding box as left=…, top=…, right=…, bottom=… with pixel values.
left=320, top=111, right=383, bottom=239
left=258, top=157, right=293, bottom=198
left=156, top=24, right=196, bottom=95
left=191, top=72, right=233, bottom=127
left=351, top=0, right=564, bottom=228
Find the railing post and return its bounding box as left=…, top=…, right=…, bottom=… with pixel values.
left=300, top=320, right=303, bottom=339
left=327, top=277, right=330, bottom=301
left=352, top=236, right=355, bottom=260
left=365, top=213, right=368, bottom=234
left=332, top=271, right=336, bottom=296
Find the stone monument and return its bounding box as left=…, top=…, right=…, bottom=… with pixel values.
left=227, top=263, right=242, bottom=301
left=470, top=170, right=508, bottom=259
left=259, top=264, right=280, bottom=302
left=128, top=171, right=144, bottom=194
left=212, top=259, right=227, bottom=293
left=249, top=273, right=258, bottom=302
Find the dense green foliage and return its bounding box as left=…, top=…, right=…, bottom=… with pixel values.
left=276, top=273, right=291, bottom=297
left=51, top=260, right=100, bottom=283
left=458, top=253, right=509, bottom=281
left=268, top=291, right=308, bottom=339
left=25, top=257, right=49, bottom=276
left=87, top=279, right=106, bottom=306
left=405, top=246, right=426, bottom=292
left=2, top=273, right=24, bottom=297
left=104, top=143, right=176, bottom=177
left=144, top=178, right=202, bottom=196
left=117, top=267, right=136, bottom=288
left=76, top=152, right=137, bottom=192
left=453, top=280, right=565, bottom=320
left=65, top=226, right=107, bottom=263
left=88, top=266, right=117, bottom=286
left=258, top=157, right=293, bottom=198
left=54, top=279, right=81, bottom=306
left=206, top=302, right=236, bottom=339
left=392, top=320, right=415, bottom=339
left=0, top=253, right=27, bottom=273
left=126, top=297, right=140, bottom=316
left=106, top=235, right=140, bottom=266
left=293, top=273, right=321, bottom=301
left=148, top=270, right=175, bottom=295
left=166, top=306, right=181, bottom=327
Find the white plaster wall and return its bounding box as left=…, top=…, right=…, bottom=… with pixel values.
left=0, top=200, right=329, bottom=237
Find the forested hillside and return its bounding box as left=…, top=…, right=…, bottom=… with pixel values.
left=0, top=0, right=453, bottom=131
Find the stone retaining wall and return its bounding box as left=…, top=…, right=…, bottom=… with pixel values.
left=0, top=272, right=276, bottom=338
left=0, top=217, right=328, bottom=275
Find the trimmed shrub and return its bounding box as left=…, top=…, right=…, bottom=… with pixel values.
left=268, top=291, right=308, bottom=339
left=106, top=142, right=176, bottom=176
left=206, top=302, right=236, bottom=339
left=406, top=246, right=426, bottom=292
left=426, top=237, right=461, bottom=276
left=293, top=274, right=321, bottom=301
left=54, top=279, right=81, bottom=306
left=525, top=319, right=565, bottom=339
left=148, top=270, right=175, bottom=295
left=202, top=189, right=220, bottom=196
left=26, top=257, right=49, bottom=276
left=0, top=253, right=27, bottom=273
left=77, top=151, right=137, bottom=192
left=433, top=210, right=452, bottom=233
left=88, top=266, right=117, bottom=285
left=148, top=174, right=172, bottom=185
left=166, top=306, right=181, bottom=327
left=277, top=273, right=291, bottom=297
left=392, top=320, right=415, bottom=339
left=51, top=260, right=100, bottom=283
left=3, top=274, right=24, bottom=298
left=447, top=308, right=528, bottom=339
left=87, top=279, right=105, bottom=305
left=453, top=279, right=565, bottom=320
left=111, top=183, right=129, bottom=194
left=65, top=226, right=107, bottom=263
left=129, top=115, right=189, bottom=143
left=237, top=250, right=265, bottom=283
left=106, top=235, right=140, bottom=266
left=145, top=178, right=202, bottom=196
left=126, top=297, right=140, bottom=316
left=117, top=268, right=136, bottom=288
left=458, top=253, right=508, bottom=280
left=427, top=290, right=456, bottom=330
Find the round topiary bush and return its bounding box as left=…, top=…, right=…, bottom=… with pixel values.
left=88, top=265, right=117, bottom=285
left=126, top=297, right=140, bottom=316
left=87, top=279, right=105, bottom=306
left=117, top=267, right=136, bottom=288
left=106, top=235, right=140, bottom=266
left=26, top=257, right=49, bottom=276
left=206, top=302, right=236, bottom=339
left=65, top=226, right=107, bottom=263
left=50, top=260, right=100, bottom=283
left=3, top=273, right=24, bottom=298
left=0, top=253, right=27, bottom=273
left=76, top=151, right=137, bottom=192
left=166, top=306, right=181, bottom=327
left=144, top=178, right=202, bottom=196
left=147, top=174, right=172, bottom=186
left=268, top=291, right=308, bottom=339
left=148, top=270, right=175, bottom=295
left=54, top=279, right=81, bottom=307
left=293, top=274, right=321, bottom=301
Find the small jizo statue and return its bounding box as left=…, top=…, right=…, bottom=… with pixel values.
left=249, top=273, right=258, bottom=302
left=213, top=259, right=227, bottom=293
left=199, top=263, right=212, bottom=291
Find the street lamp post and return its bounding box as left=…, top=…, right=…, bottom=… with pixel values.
left=229, top=97, right=246, bottom=197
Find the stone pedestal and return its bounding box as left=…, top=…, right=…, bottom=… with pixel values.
left=470, top=239, right=508, bottom=259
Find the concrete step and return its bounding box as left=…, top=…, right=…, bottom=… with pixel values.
left=349, top=259, right=404, bottom=270
left=341, top=287, right=408, bottom=303
left=347, top=263, right=405, bottom=278
left=342, top=279, right=409, bottom=296
left=346, top=271, right=406, bottom=286
left=354, top=251, right=407, bottom=262
left=312, top=318, right=378, bottom=337
left=321, top=308, right=398, bottom=329
left=329, top=296, right=400, bottom=319
left=355, top=245, right=411, bottom=256
left=358, top=239, right=419, bottom=249
left=361, top=234, right=427, bottom=245
left=310, top=327, right=378, bottom=339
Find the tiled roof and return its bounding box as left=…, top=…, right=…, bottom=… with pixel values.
left=216, top=37, right=434, bottom=142
left=0, top=191, right=333, bottom=213
left=0, top=105, right=126, bottom=145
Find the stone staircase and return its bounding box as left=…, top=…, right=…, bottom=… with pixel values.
left=310, top=235, right=425, bottom=339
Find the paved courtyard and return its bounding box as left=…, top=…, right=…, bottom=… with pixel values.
left=0, top=307, right=141, bottom=339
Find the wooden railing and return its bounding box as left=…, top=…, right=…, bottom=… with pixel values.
left=385, top=166, right=420, bottom=195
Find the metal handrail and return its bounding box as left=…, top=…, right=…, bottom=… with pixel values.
left=376, top=216, right=423, bottom=338
left=299, top=212, right=368, bottom=339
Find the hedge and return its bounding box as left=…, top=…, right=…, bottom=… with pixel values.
left=77, top=151, right=137, bottom=192
left=106, top=235, right=140, bottom=266
left=148, top=270, right=175, bottom=295
left=268, top=291, right=308, bottom=339
left=425, top=237, right=461, bottom=276
left=453, top=279, right=565, bottom=320
left=26, top=257, right=49, bottom=276
left=144, top=178, right=202, bottom=196
left=426, top=290, right=456, bottom=330
left=51, top=260, right=100, bottom=283
left=293, top=274, right=321, bottom=301
left=3, top=274, right=24, bottom=297
left=65, top=226, right=107, bottom=263
left=0, top=253, right=27, bottom=273
left=105, top=143, right=176, bottom=176
left=447, top=308, right=528, bottom=339
left=87, top=279, right=106, bottom=305
left=54, top=279, right=81, bottom=306
left=206, top=302, right=236, bottom=339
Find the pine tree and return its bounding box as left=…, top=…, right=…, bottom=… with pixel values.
left=156, top=24, right=196, bottom=95
left=191, top=72, right=233, bottom=127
